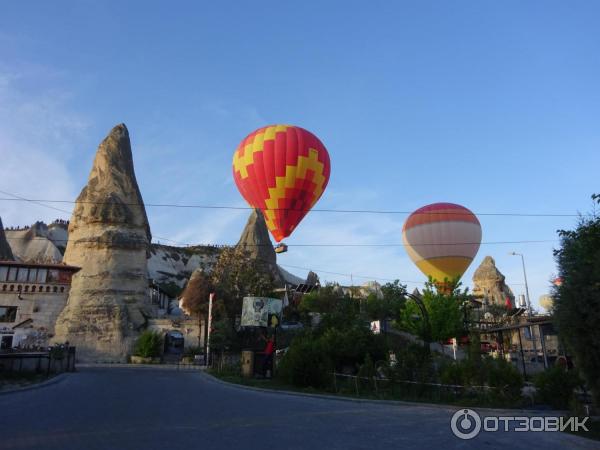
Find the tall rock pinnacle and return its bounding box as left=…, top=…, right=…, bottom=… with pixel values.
left=54, top=124, right=151, bottom=362
left=236, top=209, right=283, bottom=284
left=472, top=256, right=515, bottom=307
left=237, top=209, right=276, bottom=267
left=0, top=217, right=15, bottom=260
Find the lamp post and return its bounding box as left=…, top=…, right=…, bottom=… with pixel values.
left=510, top=252, right=539, bottom=369
left=404, top=289, right=431, bottom=355
left=509, top=252, right=532, bottom=317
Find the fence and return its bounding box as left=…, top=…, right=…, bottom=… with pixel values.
left=0, top=346, right=76, bottom=375
left=332, top=372, right=500, bottom=403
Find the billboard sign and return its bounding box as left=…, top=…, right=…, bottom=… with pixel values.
left=241, top=297, right=283, bottom=328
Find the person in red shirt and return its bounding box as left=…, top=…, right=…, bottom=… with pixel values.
left=261, top=334, right=275, bottom=378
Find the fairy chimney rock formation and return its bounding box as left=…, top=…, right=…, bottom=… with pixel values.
left=472, top=256, right=515, bottom=307
left=54, top=124, right=151, bottom=362
left=236, top=209, right=283, bottom=284
left=237, top=209, right=276, bottom=267
left=0, top=217, right=15, bottom=260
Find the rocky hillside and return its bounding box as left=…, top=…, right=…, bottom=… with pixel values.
left=0, top=216, right=15, bottom=260
left=148, top=244, right=222, bottom=296
left=3, top=220, right=67, bottom=262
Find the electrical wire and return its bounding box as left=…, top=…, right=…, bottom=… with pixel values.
left=2, top=236, right=559, bottom=247
left=0, top=191, right=589, bottom=217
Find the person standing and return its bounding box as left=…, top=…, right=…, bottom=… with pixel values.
left=261, top=334, right=275, bottom=378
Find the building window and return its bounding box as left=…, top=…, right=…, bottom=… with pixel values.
left=47, top=270, right=59, bottom=283
left=27, top=268, right=38, bottom=283
left=7, top=267, right=18, bottom=282
left=0, top=266, right=8, bottom=282
left=37, top=269, right=47, bottom=283
left=0, top=306, right=18, bottom=322
left=17, top=268, right=29, bottom=282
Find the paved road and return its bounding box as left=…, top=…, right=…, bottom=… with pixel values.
left=0, top=367, right=597, bottom=450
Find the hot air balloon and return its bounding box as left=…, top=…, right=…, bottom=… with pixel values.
left=539, top=294, right=554, bottom=312
left=402, top=202, right=482, bottom=288
left=232, top=125, right=331, bottom=244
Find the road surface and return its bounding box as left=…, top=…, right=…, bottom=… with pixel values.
left=0, top=367, right=597, bottom=450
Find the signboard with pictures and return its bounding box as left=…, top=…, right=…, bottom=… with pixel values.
left=240, top=297, right=283, bottom=328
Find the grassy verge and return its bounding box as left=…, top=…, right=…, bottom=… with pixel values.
left=0, top=372, right=55, bottom=392
left=207, top=370, right=327, bottom=396
left=207, top=369, right=525, bottom=409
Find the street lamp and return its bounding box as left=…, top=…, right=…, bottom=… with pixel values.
left=404, top=289, right=431, bottom=355
left=509, top=252, right=533, bottom=317
left=510, top=251, right=540, bottom=368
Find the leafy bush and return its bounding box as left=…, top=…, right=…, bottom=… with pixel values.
left=133, top=330, right=163, bottom=358
left=391, top=343, right=433, bottom=382
left=278, top=326, right=387, bottom=389
left=483, top=357, right=523, bottom=401
left=440, top=356, right=523, bottom=403
left=535, top=366, right=582, bottom=410
left=277, top=333, right=333, bottom=388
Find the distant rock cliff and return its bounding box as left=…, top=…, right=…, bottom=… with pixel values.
left=472, top=256, right=515, bottom=307
left=148, top=244, right=221, bottom=295
left=4, top=221, right=65, bottom=263
left=0, top=217, right=15, bottom=261
left=54, top=124, right=151, bottom=362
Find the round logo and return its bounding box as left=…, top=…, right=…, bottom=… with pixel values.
left=451, top=409, right=482, bottom=440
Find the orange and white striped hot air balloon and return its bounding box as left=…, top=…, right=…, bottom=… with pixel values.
left=402, top=203, right=482, bottom=286
left=232, top=125, right=331, bottom=243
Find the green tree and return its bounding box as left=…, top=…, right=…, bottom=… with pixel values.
left=180, top=270, right=214, bottom=318
left=365, top=280, right=407, bottom=324
left=553, top=194, right=600, bottom=403
left=210, top=246, right=276, bottom=320
left=399, top=283, right=467, bottom=344
left=133, top=330, right=163, bottom=358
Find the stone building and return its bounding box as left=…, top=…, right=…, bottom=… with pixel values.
left=0, top=260, right=80, bottom=349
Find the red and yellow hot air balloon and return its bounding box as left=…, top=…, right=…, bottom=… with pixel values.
left=402, top=203, right=482, bottom=286
left=232, top=125, right=331, bottom=243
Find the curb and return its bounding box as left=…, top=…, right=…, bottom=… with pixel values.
left=198, top=371, right=565, bottom=416
left=77, top=363, right=205, bottom=371
left=0, top=372, right=69, bottom=396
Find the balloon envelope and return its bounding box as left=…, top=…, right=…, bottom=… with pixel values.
left=233, top=125, right=330, bottom=242
left=539, top=294, right=554, bottom=311
left=402, top=202, right=482, bottom=283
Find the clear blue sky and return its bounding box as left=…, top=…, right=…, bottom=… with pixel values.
left=1, top=1, right=599, bottom=308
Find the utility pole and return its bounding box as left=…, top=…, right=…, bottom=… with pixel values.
left=510, top=252, right=538, bottom=369
left=206, top=292, right=214, bottom=366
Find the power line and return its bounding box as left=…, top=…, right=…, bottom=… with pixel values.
left=0, top=191, right=72, bottom=215
left=3, top=236, right=559, bottom=247
left=0, top=193, right=588, bottom=217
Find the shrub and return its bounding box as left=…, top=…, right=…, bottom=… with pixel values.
left=534, top=366, right=582, bottom=410
left=440, top=356, right=523, bottom=404
left=278, top=325, right=388, bottom=389
left=391, top=343, right=433, bottom=382
left=483, top=357, right=523, bottom=402
left=134, top=330, right=163, bottom=358
left=277, top=334, right=333, bottom=389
